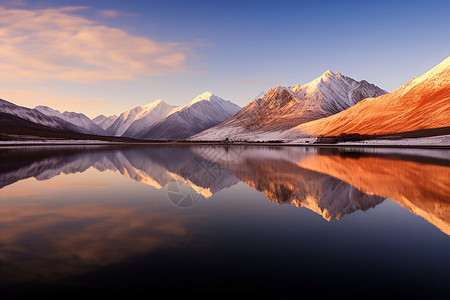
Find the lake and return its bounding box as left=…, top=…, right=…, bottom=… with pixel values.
left=0, top=145, right=449, bottom=298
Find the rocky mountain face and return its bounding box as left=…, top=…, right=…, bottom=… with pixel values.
left=0, top=91, right=241, bottom=140
left=191, top=71, right=386, bottom=141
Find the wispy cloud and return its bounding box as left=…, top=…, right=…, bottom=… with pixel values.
left=0, top=6, right=194, bottom=83
left=99, top=9, right=120, bottom=18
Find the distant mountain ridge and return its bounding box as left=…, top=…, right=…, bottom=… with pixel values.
left=136, top=92, right=241, bottom=140
left=35, top=105, right=106, bottom=135
left=0, top=99, right=82, bottom=133
left=101, top=92, right=240, bottom=140
left=0, top=91, right=241, bottom=141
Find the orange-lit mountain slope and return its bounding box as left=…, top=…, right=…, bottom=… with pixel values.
left=287, top=57, right=450, bottom=138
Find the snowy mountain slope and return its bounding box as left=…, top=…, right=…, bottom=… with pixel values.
left=35, top=106, right=106, bottom=135
left=0, top=98, right=82, bottom=132
left=283, top=56, right=450, bottom=140
left=191, top=71, right=386, bottom=141
left=137, top=92, right=241, bottom=140
left=0, top=111, right=79, bottom=140
left=93, top=114, right=118, bottom=130
left=92, top=115, right=107, bottom=124
left=107, top=100, right=177, bottom=137
left=121, top=101, right=178, bottom=137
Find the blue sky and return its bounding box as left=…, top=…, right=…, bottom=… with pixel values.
left=1, top=0, right=449, bottom=117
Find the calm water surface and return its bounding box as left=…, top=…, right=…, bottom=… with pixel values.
left=0, top=145, right=449, bottom=298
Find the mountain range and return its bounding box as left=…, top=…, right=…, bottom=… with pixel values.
left=0, top=91, right=241, bottom=141
left=192, top=70, right=387, bottom=141
left=0, top=98, right=85, bottom=134
left=135, top=92, right=241, bottom=140
left=192, top=57, right=449, bottom=142
left=282, top=56, right=450, bottom=141
left=35, top=105, right=106, bottom=135
left=0, top=57, right=448, bottom=143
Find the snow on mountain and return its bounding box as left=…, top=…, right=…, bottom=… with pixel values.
left=191, top=71, right=386, bottom=141
left=92, top=114, right=118, bottom=130
left=283, top=56, right=450, bottom=140
left=136, top=92, right=241, bottom=140
left=0, top=98, right=81, bottom=132
left=35, top=106, right=106, bottom=135
left=92, top=115, right=107, bottom=124
left=107, top=100, right=177, bottom=137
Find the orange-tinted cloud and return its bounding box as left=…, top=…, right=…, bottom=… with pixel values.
left=0, top=88, right=38, bottom=102
left=44, top=98, right=108, bottom=105
left=0, top=6, right=193, bottom=83
left=0, top=87, right=109, bottom=113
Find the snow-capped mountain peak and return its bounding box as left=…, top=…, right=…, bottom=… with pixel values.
left=93, top=114, right=118, bottom=131
left=34, top=105, right=60, bottom=116
left=287, top=70, right=387, bottom=110
left=169, top=91, right=236, bottom=114
left=300, top=70, right=337, bottom=88
left=35, top=105, right=106, bottom=135
left=417, top=56, right=450, bottom=81
left=109, top=99, right=177, bottom=137
left=187, top=91, right=217, bottom=105
left=322, top=69, right=335, bottom=77
left=142, top=99, right=165, bottom=110
left=299, top=70, right=339, bottom=92
left=136, top=92, right=241, bottom=140
left=400, top=56, right=450, bottom=94
left=93, top=114, right=108, bottom=124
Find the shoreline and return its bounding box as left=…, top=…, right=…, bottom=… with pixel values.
left=0, top=140, right=449, bottom=149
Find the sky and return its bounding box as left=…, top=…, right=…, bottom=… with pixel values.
left=0, top=0, right=449, bottom=118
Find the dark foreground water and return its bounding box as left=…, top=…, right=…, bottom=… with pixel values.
left=0, top=145, right=449, bottom=298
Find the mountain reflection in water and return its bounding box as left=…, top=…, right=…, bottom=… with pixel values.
left=0, top=145, right=449, bottom=297
left=0, top=145, right=449, bottom=232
